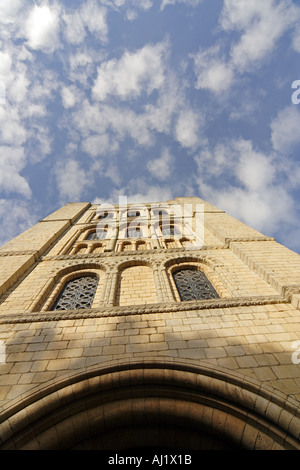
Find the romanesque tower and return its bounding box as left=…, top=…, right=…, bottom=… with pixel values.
left=0, top=196, right=300, bottom=450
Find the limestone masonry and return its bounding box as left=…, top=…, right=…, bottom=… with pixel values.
left=0, top=196, right=300, bottom=450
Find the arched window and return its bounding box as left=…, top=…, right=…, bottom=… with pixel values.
left=51, top=275, right=98, bottom=310
left=96, top=211, right=114, bottom=220
left=85, top=230, right=107, bottom=240
left=74, top=244, right=88, bottom=254
left=173, top=268, right=219, bottom=301
left=86, top=231, right=98, bottom=240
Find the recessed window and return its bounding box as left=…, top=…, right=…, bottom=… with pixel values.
left=86, top=230, right=107, bottom=240
left=51, top=276, right=98, bottom=310
left=97, top=212, right=113, bottom=220
left=173, top=268, right=219, bottom=301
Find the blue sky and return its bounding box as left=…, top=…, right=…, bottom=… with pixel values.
left=0, top=0, right=300, bottom=253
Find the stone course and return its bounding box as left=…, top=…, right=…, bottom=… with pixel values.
left=0, top=197, right=300, bottom=449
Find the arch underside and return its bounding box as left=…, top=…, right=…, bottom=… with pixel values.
left=1, top=359, right=299, bottom=450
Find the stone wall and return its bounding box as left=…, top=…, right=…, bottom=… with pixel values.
left=0, top=197, right=300, bottom=449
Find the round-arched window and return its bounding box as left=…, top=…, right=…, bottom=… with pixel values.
left=51, top=275, right=99, bottom=310
left=173, top=268, right=219, bottom=301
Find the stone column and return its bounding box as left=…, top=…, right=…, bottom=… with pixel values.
left=152, top=263, right=164, bottom=303
left=159, top=265, right=176, bottom=302
left=107, top=268, right=119, bottom=306
left=150, top=224, right=160, bottom=249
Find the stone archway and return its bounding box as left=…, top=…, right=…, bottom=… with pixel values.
left=0, top=359, right=299, bottom=450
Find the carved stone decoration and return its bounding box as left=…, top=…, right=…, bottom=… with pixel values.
left=173, top=268, right=219, bottom=301
left=51, top=276, right=98, bottom=310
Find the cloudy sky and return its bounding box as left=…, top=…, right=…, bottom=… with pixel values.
left=0, top=0, right=300, bottom=253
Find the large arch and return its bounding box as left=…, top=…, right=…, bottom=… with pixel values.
left=0, top=359, right=299, bottom=450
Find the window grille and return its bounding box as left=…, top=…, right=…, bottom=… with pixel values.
left=51, top=276, right=98, bottom=310
left=173, top=268, right=219, bottom=301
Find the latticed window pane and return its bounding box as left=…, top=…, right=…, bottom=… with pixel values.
left=51, top=276, right=98, bottom=310
left=173, top=269, right=219, bottom=301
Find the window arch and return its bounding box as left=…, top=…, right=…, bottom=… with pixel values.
left=85, top=229, right=107, bottom=240
left=172, top=268, right=219, bottom=301
left=95, top=211, right=114, bottom=220
left=51, top=275, right=99, bottom=311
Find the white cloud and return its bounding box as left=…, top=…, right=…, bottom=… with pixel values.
left=63, top=1, right=108, bottom=45
left=0, top=0, right=24, bottom=25
left=82, top=133, right=120, bottom=157
left=80, top=0, right=108, bottom=42
left=92, top=42, right=167, bottom=101
left=194, top=138, right=293, bottom=235
left=0, top=106, right=27, bottom=146
left=0, top=51, right=12, bottom=78
left=0, top=146, right=31, bottom=198
left=103, top=162, right=122, bottom=186
left=63, top=11, right=86, bottom=45
left=201, top=184, right=293, bottom=235
left=174, top=109, right=203, bottom=149
left=160, top=0, right=203, bottom=10
left=55, top=159, right=91, bottom=201
left=73, top=99, right=154, bottom=149
left=192, top=1, right=300, bottom=95
left=0, top=198, right=37, bottom=247
left=67, top=49, right=100, bottom=85
left=192, top=45, right=234, bottom=94
left=195, top=139, right=276, bottom=191
left=271, top=106, right=300, bottom=154
left=24, top=4, right=61, bottom=53
left=221, top=0, right=300, bottom=72
left=98, top=179, right=174, bottom=206
left=61, top=86, right=77, bottom=109
left=99, top=0, right=153, bottom=16
left=147, top=148, right=174, bottom=181
left=233, top=140, right=276, bottom=191
left=71, top=58, right=197, bottom=155
left=292, top=29, right=300, bottom=53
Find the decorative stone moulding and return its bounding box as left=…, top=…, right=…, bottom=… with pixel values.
left=0, top=293, right=288, bottom=324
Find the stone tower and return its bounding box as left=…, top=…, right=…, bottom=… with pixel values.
left=0, top=196, right=300, bottom=450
